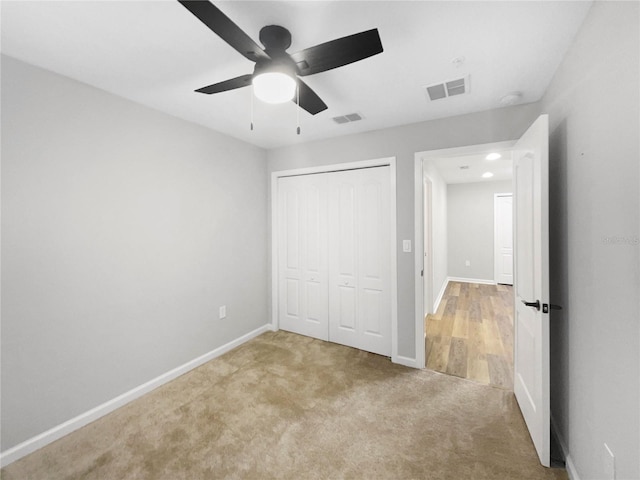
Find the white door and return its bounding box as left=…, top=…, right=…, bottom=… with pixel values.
left=277, top=174, right=329, bottom=340
left=328, top=167, right=392, bottom=356
left=494, top=194, right=513, bottom=285
left=513, top=115, right=550, bottom=467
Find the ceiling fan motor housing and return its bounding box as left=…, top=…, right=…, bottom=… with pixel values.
left=259, top=25, right=292, bottom=51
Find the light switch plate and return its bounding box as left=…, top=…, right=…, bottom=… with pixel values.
left=402, top=240, right=411, bottom=253
left=219, top=305, right=226, bottom=319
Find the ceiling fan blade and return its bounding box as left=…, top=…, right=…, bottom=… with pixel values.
left=290, top=29, right=383, bottom=77
left=195, top=74, right=253, bottom=94
left=296, top=79, right=328, bottom=115
left=178, top=0, right=269, bottom=63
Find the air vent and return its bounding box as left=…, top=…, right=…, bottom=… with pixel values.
left=332, top=112, right=364, bottom=124
left=424, top=76, right=470, bottom=101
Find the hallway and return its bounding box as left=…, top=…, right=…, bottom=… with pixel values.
left=425, top=281, right=514, bottom=389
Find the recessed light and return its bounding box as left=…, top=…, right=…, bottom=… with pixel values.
left=486, top=153, right=501, bottom=160
left=482, top=172, right=494, bottom=178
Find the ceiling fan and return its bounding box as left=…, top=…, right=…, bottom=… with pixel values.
left=178, top=0, right=384, bottom=115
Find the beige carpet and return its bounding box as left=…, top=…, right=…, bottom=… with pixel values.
left=2, top=331, right=566, bottom=479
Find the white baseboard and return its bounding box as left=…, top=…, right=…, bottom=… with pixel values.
left=0, top=324, right=271, bottom=468
left=393, top=355, right=418, bottom=368
left=433, top=279, right=449, bottom=313
left=551, top=415, right=580, bottom=480
left=564, top=454, right=580, bottom=480
left=447, top=276, right=497, bottom=286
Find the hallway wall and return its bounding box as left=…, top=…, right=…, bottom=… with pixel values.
left=447, top=180, right=512, bottom=282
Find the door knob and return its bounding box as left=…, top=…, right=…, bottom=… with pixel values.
left=522, top=299, right=540, bottom=311
left=542, top=303, right=563, bottom=313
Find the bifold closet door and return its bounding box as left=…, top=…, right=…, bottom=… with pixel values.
left=277, top=174, right=329, bottom=341
left=328, top=167, right=391, bottom=356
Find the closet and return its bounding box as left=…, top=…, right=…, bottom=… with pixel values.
left=276, top=166, right=391, bottom=356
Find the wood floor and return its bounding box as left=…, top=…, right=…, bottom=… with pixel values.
left=425, top=281, right=514, bottom=389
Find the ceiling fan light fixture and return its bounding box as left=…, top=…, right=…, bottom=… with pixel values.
left=252, top=72, right=296, bottom=104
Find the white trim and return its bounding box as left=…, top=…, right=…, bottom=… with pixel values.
left=271, top=157, right=399, bottom=363
left=433, top=278, right=449, bottom=313
left=564, top=455, right=580, bottom=480
left=423, top=178, right=433, bottom=316
left=388, top=160, right=399, bottom=365
left=551, top=415, right=580, bottom=480
left=413, top=157, right=426, bottom=369
left=270, top=171, right=279, bottom=332
left=272, top=158, right=394, bottom=179
left=393, top=355, right=418, bottom=368
left=447, top=276, right=496, bottom=285
left=0, top=324, right=271, bottom=468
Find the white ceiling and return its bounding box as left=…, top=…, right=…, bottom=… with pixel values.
left=1, top=1, right=593, bottom=150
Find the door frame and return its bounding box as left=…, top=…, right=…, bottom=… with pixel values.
left=271, top=157, right=399, bottom=361
left=413, top=141, right=515, bottom=369
left=423, top=177, right=433, bottom=318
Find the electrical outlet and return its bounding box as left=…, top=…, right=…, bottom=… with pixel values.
left=465, top=260, right=471, bottom=267
left=219, top=305, right=226, bottom=319
left=603, top=443, right=615, bottom=480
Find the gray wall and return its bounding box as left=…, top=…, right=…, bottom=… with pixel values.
left=267, top=104, right=541, bottom=359
left=423, top=163, right=448, bottom=311
left=1, top=56, right=269, bottom=450
left=447, top=181, right=512, bottom=281
left=540, top=2, right=640, bottom=479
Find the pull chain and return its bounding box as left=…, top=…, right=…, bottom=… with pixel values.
left=296, top=84, right=301, bottom=135
left=250, top=87, right=254, bottom=131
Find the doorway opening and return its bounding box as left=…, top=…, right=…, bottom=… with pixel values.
left=413, top=141, right=516, bottom=389
left=414, top=116, right=551, bottom=466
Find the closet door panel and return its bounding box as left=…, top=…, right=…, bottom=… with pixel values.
left=305, top=184, right=323, bottom=275
left=362, top=288, right=382, bottom=334
left=337, top=181, right=357, bottom=280
left=328, top=167, right=391, bottom=356
left=329, top=173, right=359, bottom=347
left=305, top=281, right=323, bottom=324
left=278, top=175, right=328, bottom=340
left=302, top=180, right=327, bottom=331
left=357, top=167, right=391, bottom=355
left=337, top=285, right=357, bottom=331
left=285, top=279, right=300, bottom=317
left=279, top=179, right=303, bottom=333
